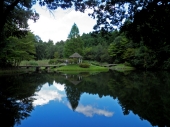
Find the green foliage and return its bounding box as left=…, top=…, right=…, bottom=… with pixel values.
left=124, top=61, right=131, bottom=67
left=35, top=39, right=46, bottom=60
left=163, top=58, right=170, bottom=69
left=20, top=60, right=49, bottom=66
left=108, top=35, right=129, bottom=63
left=83, top=47, right=93, bottom=60
left=56, top=59, right=64, bottom=64
left=1, top=0, right=38, bottom=41
left=28, top=61, right=38, bottom=66
left=54, top=40, right=65, bottom=58
left=45, top=40, right=55, bottom=59
left=54, top=52, right=59, bottom=59
left=56, top=64, right=108, bottom=71
left=64, top=37, right=83, bottom=58
left=79, top=63, right=90, bottom=68
left=1, top=0, right=170, bottom=70
left=90, top=61, right=101, bottom=66
left=130, top=45, right=158, bottom=69
left=121, top=4, right=170, bottom=69
left=68, top=23, right=80, bottom=39
left=0, top=32, right=36, bottom=67
left=122, top=48, right=135, bottom=61
left=48, top=59, right=56, bottom=65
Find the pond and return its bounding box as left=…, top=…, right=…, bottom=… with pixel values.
left=0, top=70, right=169, bottom=127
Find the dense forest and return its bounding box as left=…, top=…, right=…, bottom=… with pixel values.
left=1, top=0, right=170, bottom=70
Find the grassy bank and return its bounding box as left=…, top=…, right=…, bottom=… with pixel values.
left=0, top=60, right=135, bottom=75
left=111, top=64, right=135, bottom=71
left=20, top=60, right=49, bottom=66
left=0, top=68, right=34, bottom=75
left=55, top=64, right=109, bottom=72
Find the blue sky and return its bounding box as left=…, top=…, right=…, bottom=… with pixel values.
left=28, top=4, right=96, bottom=43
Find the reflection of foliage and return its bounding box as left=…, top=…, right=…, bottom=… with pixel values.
left=110, top=71, right=170, bottom=127
left=1, top=96, right=34, bottom=126
left=0, top=73, right=56, bottom=126
left=56, top=71, right=170, bottom=127
left=3, top=71, right=169, bottom=126
left=107, top=71, right=170, bottom=127
left=65, top=84, right=82, bottom=111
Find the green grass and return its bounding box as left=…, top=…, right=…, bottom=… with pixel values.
left=0, top=68, right=34, bottom=75
left=55, top=64, right=109, bottom=72
left=112, top=64, right=135, bottom=71
left=20, top=60, right=50, bottom=66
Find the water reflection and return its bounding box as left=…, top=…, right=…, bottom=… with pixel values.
left=1, top=71, right=170, bottom=127
left=68, top=103, right=114, bottom=117
left=33, top=82, right=65, bottom=106
left=0, top=74, right=44, bottom=127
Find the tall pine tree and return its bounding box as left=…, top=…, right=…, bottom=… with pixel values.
left=68, top=23, right=80, bottom=39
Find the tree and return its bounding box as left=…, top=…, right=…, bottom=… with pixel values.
left=121, top=3, right=170, bottom=69
left=45, top=39, right=56, bottom=59
left=1, top=0, right=168, bottom=36
left=64, top=37, right=84, bottom=58
left=0, top=32, right=36, bottom=67
left=0, top=0, right=39, bottom=40
left=1, top=0, right=169, bottom=69
left=35, top=39, right=46, bottom=60
left=68, top=23, right=80, bottom=39
left=1, top=0, right=167, bottom=40
left=0, top=0, right=155, bottom=38
left=54, top=40, right=65, bottom=58
left=108, top=35, right=128, bottom=63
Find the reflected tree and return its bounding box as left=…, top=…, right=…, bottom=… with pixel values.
left=56, top=71, right=170, bottom=127
left=0, top=73, right=55, bottom=126
left=65, top=83, right=82, bottom=111
left=107, top=71, right=170, bottom=127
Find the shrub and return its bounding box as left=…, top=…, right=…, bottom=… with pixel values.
left=91, top=61, right=100, bottom=66
left=79, top=63, right=90, bottom=68
left=124, top=61, right=131, bottom=66
left=68, top=59, right=74, bottom=64
left=48, top=59, right=55, bottom=65
left=29, top=61, right=38, bottom=66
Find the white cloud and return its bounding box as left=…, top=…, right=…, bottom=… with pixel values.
left=67, top=103, right=114, bottom=117
left=28, top=4, right=96, bottom=43
left=33, top=83, right=65, bottom=106
left=53, top=81, right=65, bottom=91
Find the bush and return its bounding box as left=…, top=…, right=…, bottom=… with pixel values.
left=48, top=59, right=55, bottom=65
left=79, top=63, right=90, bottom=68
left=29, top=61, right=38, bottom=66
left=91, top=61, right=100, bottom=66
left=124, top=61, right=131, bottom=66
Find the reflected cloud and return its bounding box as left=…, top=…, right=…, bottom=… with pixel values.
left=67, top=103, right=114, bottom=117
left=53, top=81, right=65, bottom=91
left=33, top=83, right=65, bottom=106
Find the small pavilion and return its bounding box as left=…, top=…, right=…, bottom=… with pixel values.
left=69, top=52, right=83, bottom=63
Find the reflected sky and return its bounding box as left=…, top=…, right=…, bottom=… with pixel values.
left=69, top=103, right=114, bottom=117
left=16, top=81, right=153, bottom=127
left=33, top=81, right=66, bottom=106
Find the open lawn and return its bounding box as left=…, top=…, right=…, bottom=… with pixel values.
left=111, top=64, right=135, bottom=71
left=20, top=60, right=49, bottom=66
left=55, top=64, right=109, bottom=72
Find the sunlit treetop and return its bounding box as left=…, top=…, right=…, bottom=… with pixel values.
left=68, top=23, right=80, bottom=39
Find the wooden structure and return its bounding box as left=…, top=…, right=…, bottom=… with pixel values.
left=69, top=52, right=83, bottom=63
left=102, top=64, right=117, bottom=67
left=19, top=65, right=60, bottom=72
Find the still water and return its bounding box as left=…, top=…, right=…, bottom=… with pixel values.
left=0, top=71, right=170, bottom=127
